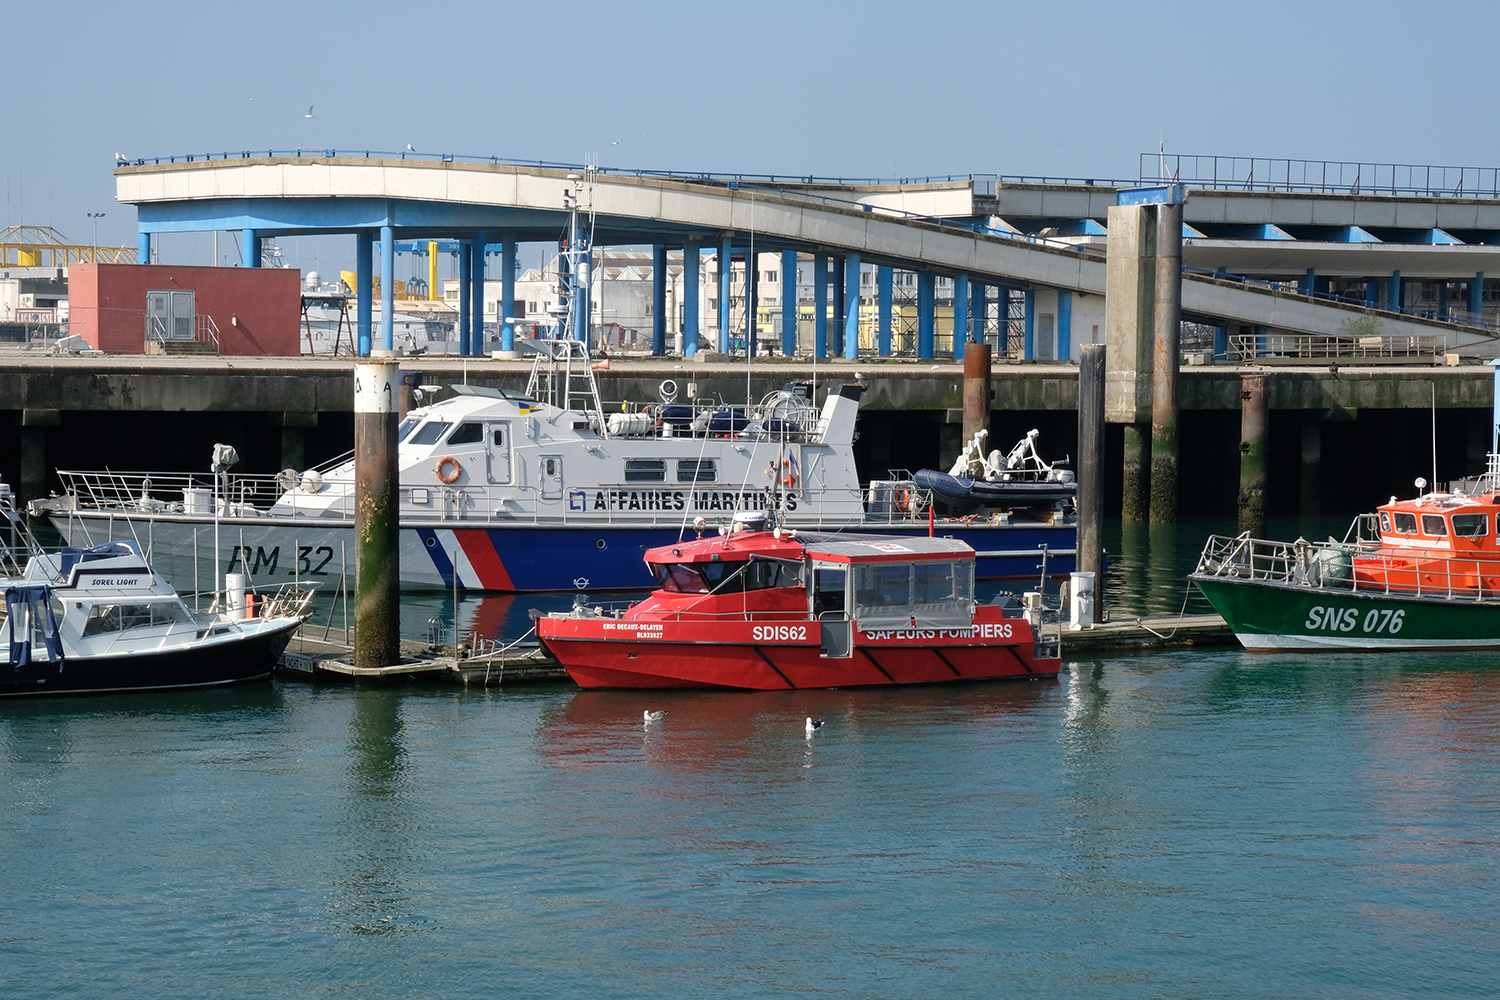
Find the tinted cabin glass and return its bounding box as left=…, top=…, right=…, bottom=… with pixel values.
left=1379, top=512, right=1391, bottom=533
left=653, top=564, right=708, bottom=594
left=1421, top=514, right=1448, bottom=536
left=447, top=422, right=483, bottom=445
left=1452, top=513, right=1488, bottom=538
left=678, top=459, right=717, bottom=483
left=409, top=421, right=451, bottom=446
left=81, top=605, right=121, bottom=636
left=1392, top=512, right=1418, bottom=534
left=913, top=561, right=959, bottom=604
left=398, top=417, right=419, bottom=442
left=625, top=459, right=667, bottom=483
left=856, top=564, right=911, bottom=606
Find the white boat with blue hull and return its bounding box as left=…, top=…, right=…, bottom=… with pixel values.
left=37, top=345, right=1078, bottom=592
left=3, top=484, right=313, bottom=697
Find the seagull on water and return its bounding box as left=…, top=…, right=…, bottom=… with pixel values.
left=806, top=716, right=824, bottom=733
left=644, top=709, right=666, bottom=723
left=305, top=106, right=315, bottom=118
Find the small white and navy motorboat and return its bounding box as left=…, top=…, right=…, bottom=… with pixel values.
left=2, top=483, right=312, bottom=697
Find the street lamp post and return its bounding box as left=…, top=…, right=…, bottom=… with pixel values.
left=87, top=212, right=105, bottom=261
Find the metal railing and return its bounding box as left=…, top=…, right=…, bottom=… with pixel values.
left=1196, top=532, right=1500, bottom=602
left=1143, top=153, right=1500, bottom=200
left=1227, top=332, right=1447, bottom=363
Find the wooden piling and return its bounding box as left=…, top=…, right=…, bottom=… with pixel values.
left=962, top=343, right=992, bottom=457
left=1239, top=373, right=1268, bottom=537
left=1077, top=344, right=1106, bottom=622
left=354, top=357, right=401, bottom=669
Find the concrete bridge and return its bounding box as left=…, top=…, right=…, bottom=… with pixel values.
left=115, top=154, right=1490, bottom=359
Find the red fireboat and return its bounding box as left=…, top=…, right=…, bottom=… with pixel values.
left=536, top=513, right=1061, bottom=689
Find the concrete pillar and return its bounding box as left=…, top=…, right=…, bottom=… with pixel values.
left=1365, top=281, right=1379, bottom=306
left=780, top=251, right=798, bottom=356
left=380, top=226, right=395, bottom=352
left=501, top=235, right=517, bottom=355
left=719, top=234, right=733, bottom=353
left=471, top=231, right=487, bottom=355
left=1300, top=414, right=1321, bottom=514
left=356, top=231, right=374, bottom=357
left=1077, top=343, right=1106, bottom=623
left=458, top=241, right=471, bottom=356
left=280, top=425, right=305, bottom=472
left=844, top=253, right=861, bottom=359
left=1239, top=373, right=1269, bottom=538
left=19, top=425, right=46, bottom=503
left=832, top=256, right=846, bottom=357
left=137, top=231, right=151, bottom=265
left=1388, top=270, right=1402, bottom=311
left=814, top=253, right=828, bottom=358
left=1150, top=201, right=1183, bottom=524
left=1023, top=289, right=1035, bottom=359
left=1103, top=203, right=1158, bottom=454
left=1058, top=289, right=1073, bottom=362
left=1122, top=424, right=1148, bottom=522
left=953, top=272, right=969, bottom=361
left=684, top=241, right=700, bottom=357
left=917, top=271, right=936, bottom=359
left=961, top=343, right=991, bottom=455
left=1472, top=272, right=1485, bottom=318
left=877, top=266, right=893, bottom=356
left=241, top=229, right=260, bottom=268
left=354, top=359, right=400, bottom=669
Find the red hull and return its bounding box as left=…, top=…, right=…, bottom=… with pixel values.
left=540, top=624, right=1059, bottom=690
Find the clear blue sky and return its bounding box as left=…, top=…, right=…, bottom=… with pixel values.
left=7, top=0, right=1499, bottom=273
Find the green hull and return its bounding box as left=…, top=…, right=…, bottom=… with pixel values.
left=1190, top=574, right=1500, bottom=652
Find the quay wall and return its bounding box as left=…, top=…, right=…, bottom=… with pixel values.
left=2, top=357, right=1493, bottom=519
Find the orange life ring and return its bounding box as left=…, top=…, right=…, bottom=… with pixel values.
left=435, top=456, right=462, bottom=483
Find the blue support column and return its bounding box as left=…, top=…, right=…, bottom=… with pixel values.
left=1365, top=281, right=1378, bottom=306
left=952, top=273, right=969, bottom=361
left=137, top=231, right=151, bottom=265
left=1214, top=324, right=1229, bottom=359
left=650, top=244, right=666, bottom=355
left=501, top=235, right=517, bottom=353
left=746, top=253, right=759, bottom=358
left=877, top=266, right=893, bottom=356
left=718, top=235, right=732, bottom=353
left=1023, top=290, right=1035, bottom=359
left=970, top=280, right=986, bottom=347
left=781, top=250, right=798, bottom=356
left=843, top=253, right=861, bottom=359
left=917, top=271, right=936, bottom=359
left=996, top=288, right=1010, bottom=352
left=1301, top=267, right=1315, bottom=296
left=356, top=231, right=373, bottom=357
left=241, top=228, right=260, bottom=268
left=380, top=225, right=394, bottom=351
left=1388, top=270, right=1402, bottom=311
left=1058, top=289, right=1072, bottom=361
left=1254, top=325, right=1267, bottom=358
left=458, top=241, right=471, bottom=356
left=1439, top=281, right=1449, bottom=317
left=813, top=253, right=828, bottom=358
left=832, top=257, right=846, bottom=357
left=1472, top=272, right=1485, bottom=318
left=684, top=241, right=700, bottom=357
left=471, top=231, right=487, bottom=355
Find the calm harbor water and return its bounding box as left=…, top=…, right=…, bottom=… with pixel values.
left=7, top=515, right=1497, bottom=997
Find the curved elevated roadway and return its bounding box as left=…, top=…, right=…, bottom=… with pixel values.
left=116, top=156, right=1489, bottom=350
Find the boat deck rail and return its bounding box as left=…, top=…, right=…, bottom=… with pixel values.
left=1195, top=531, right=1500, bottom=603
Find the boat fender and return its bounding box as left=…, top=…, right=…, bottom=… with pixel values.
left=436, top=456, right=463, bottom=484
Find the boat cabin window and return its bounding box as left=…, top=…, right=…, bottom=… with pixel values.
left=408, top=421, right=452, bottom=446
left=625, top=459, right=667, bottom=483
left=1379, top=512, right=1390, bottom=533
left=1453, top=513, right=1489, bottom=538
left=851, top=559, right=975, bottom=629
left=678, top=459, right=717, bottom=483
left=1392, top=512, right=1418, bottom=534
left=1421, top=514, right=1448, bottom=537
left=447, top=422, right=484, bottom=445
left=81, top=602, right=190, bottom=637
left=813, top=566, right=846, bottom=616
left=651, top=558, right=800, bottom=594
left=398, top=417, right=420, bottom=442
